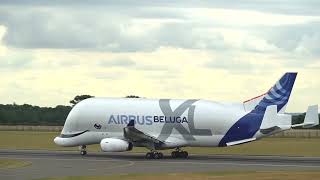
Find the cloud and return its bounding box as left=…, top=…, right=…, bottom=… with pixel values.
left=205, top=57, right=255, bottom=74
left=0, top=3, right=319, bottom=55
left=92, top=71, right=127, bottom=80
left=2, top=0, right=320, bottom=16
left=0, top=7, right=227, bottom=52
left=0, top=1, right=319, bottom=112
left=0, top=25, right=7, bottom=55
left=98, top=58, right=136, bottom=67
left=254, top=21, right=320, bottom=58
left=0, top=51, right=33, bottom=69
left=294, top=32, right=320, bottom=57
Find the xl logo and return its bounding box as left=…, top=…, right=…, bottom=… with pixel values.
left=157, top=99, right=212, bottom=141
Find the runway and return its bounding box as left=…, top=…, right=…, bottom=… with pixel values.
left=1, top=149, right=320, bottom=180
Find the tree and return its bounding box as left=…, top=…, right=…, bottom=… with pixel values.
left=0, top=103, right=72, bottom=125
left=70, top=95, right=94, bottom=106
left=125, top=95, right=140, bottom=98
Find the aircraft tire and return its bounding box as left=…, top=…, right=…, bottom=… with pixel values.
left=158, top=152, right=164, bottom=159
left=154, top=152, right=160, bottom=159
left=181, top=151, right=188, bottom=158
left=171, top=151, right=177, bottom=158
left=145, top=152, right=154, bottom=159
left=171, top=151, right=188, bottom=158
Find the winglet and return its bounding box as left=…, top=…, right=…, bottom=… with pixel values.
left=127, top=120, right=135, bottom=127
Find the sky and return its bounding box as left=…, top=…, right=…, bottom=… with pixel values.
left=0, top=0, right=319, bottom=112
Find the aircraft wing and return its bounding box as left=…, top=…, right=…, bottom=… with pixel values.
left=123, top=120, right=166, bottom=150
left=123, top=120, right=187, bottom=150
left=124, top=120, right=164, bottom=144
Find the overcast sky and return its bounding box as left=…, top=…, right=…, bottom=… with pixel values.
left=0, top=0, right=319, bottom=112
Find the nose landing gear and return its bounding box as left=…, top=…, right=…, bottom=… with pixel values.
left=79, top=145, right=87, bottom=155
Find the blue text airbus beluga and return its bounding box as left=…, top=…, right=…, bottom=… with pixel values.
left=54, top=72, right=318, bottom=159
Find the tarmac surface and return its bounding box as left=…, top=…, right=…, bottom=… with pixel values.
left=1, top=149, right=320, bottom=180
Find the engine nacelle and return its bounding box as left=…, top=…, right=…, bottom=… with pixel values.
left=100, top=138, right=133, bottom=152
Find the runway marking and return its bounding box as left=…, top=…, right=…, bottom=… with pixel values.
left=87, top=161, right=135, bottom=171
left=1, top=156, right=319, bottom=169
left=0, top=156, right=136, bottom=171
left=154, top=161, right=320, bottom=168
left=0, top=156, right=127, bottom=162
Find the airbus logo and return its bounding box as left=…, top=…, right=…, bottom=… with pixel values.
left=108, top=115, right=188, bottom=125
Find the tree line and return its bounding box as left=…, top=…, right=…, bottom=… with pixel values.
left=0, top=95, right=139, bottom=126
left=0, top=104, right=71, bottom=125
left=0, top=95, right=318, bottom=128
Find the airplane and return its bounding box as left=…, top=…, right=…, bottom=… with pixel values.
left=54, top=72, right=319, bottom=159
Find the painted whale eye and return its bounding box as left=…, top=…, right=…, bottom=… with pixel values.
left=94, top=123, right=102, bottom=129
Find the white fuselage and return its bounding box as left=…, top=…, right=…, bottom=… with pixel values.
left=54, top=98, right=267, bottom=148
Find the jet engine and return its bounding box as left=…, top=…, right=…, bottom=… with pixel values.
left=100, top=138, right=133, bottom=152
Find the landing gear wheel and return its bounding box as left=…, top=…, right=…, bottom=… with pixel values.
left=171, top=151, right=177, bottom=158
left=146, top=152, right=163, bottom=159
left=79, top=145, right=87, bottom=156
left=145, top=152, right=154, bottom=159
left=154, top=152, right=160, bottom=159
left=181, top=151, right=188, bottom=158
left=154, top=152, right=164, bottom=159
left=158, top=152, right=164, bottom=159
left=171, top=150, right=188, bottom=159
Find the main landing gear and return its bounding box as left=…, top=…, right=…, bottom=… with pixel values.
left=171, top=148, right=188, bottom=158
left=145, top=148, right=189, bottom=159
left=145, top=151, right=164, bottom=159
left=79, top=145, right=87, bottom=155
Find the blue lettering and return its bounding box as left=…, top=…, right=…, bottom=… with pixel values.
left=116, top=115, right=120, bottom=124
left=182, top=117, right=188, bottom=123
left=176, top=117, right=181, bottom=123
left=120, top=115, right=128, bottom=124
left=146, top=116, right=153, bottom=125
left=154, top=116, right=159, bottom=122
left=170, top=116, right=175, bottom=123
left=108, top=115, right=118, bottom=124
left=160, top=116, right=164, bottom=123
left=137, top=116, right=144, bottom=125
left=108, top=114, right=188, bottom=125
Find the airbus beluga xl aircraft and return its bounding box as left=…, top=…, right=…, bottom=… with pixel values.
left=54, top=72, right=318, bottom=159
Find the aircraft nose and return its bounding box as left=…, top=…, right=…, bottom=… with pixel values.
left=54, top=136, right=63, bottom=146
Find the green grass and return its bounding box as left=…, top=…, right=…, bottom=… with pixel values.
left=0, top=131, right=77, bottom=151
left=0, top=159, right=31, bottom=169
left=35, top=171, right=320, bottom=180
left=1, top=131, right=320, bottom=156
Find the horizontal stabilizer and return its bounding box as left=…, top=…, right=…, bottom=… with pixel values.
left=260, top=105, right=278, bottom=130
left=226, top=138, right=256, bottom=146
left=292, top=105, right=319, bottom=128
left=259, top=105, right=292, bottom=134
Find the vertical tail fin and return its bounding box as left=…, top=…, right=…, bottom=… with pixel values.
left=253, top=72, right=297, bottom=113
